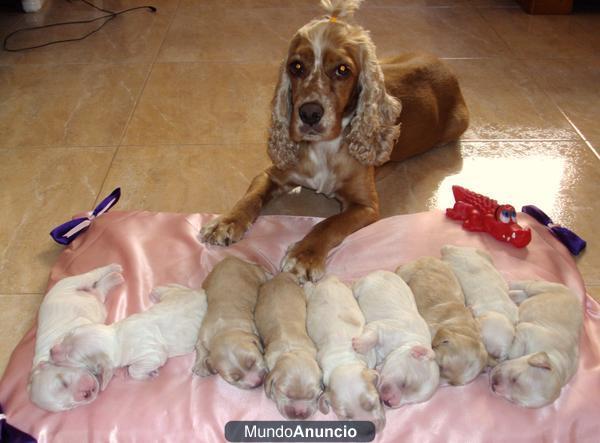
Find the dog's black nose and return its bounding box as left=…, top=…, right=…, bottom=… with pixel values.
left=299, top=102, right=324, bottom=126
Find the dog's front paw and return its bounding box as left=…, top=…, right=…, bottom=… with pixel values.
left=281, top=243, right=326, bottom=284
left=199, top=216, right=249, bottom=246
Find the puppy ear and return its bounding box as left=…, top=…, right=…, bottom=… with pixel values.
left=364, top=368, right=379, bottom=387
left=50, top=343, right=69, bottom=362
left=432, top=330, right=451, bottom=350
left=252, top=336, right=264, bottom=354
left=318, top=391, right=330, bottom=414
left=268, top=60, right=301, bottom=169
left=527, top=352, right=552, bottom=371
left=87, top=353, right=114, bottom=391
left=345, top=36, right=401, bottom=166
left=263, top=371, right=275, bottom=399
left=487, top=355, right=499, bottom=368
left=410, top=345, right=435, bottom=361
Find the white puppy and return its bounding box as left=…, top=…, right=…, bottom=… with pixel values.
left=50, top=284, right=207, bottom=398
left=352, top=270, right=439, bottom=407
left=490, top=280, right=583, bottom=408
left=255, top=272, right=322, bottom=420
left=305, top=276, right=385, bottom=431
left=441, top=245, right=518, bottom=361
left=28, top=264, right=124, bottom=412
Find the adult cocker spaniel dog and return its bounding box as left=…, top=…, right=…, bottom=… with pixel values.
left=201, top=0, right=469, bottom=282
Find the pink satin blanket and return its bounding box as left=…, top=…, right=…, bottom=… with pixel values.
left=1, top=210, right=599, bottom=442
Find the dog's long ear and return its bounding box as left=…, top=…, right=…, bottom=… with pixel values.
left=346, top=35, right=402, bottom=166
left=268, top=61, right=302, bottom=169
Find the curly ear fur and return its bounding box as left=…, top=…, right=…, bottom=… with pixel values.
left=267, top=62, right=302, bottom=169
left=346, top=35, right=402, bottom=166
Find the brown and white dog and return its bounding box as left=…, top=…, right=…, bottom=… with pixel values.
left=200, top=0, right=469, bottom=282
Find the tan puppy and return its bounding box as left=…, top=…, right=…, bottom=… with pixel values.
left=305, top=275, right=385, bottom=431
left=397, top=257, right=488, bottom=386
left=255, top=272, right=322, bottom=420
left=490, top=281, right=583, bottom=408
left=193, top=256, right=268, bottom=389
left=441, top=245, right=518, bottom=361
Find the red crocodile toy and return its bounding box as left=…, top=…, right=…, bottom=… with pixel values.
left=446, top=185, right=532, bottom=248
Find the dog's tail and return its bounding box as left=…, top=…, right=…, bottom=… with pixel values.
left=320, top=0, right=364, bottom=19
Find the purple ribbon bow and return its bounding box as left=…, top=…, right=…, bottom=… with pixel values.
left=50, top=188, right=121, bottom=245
left=1, top=404, right=36, bottom=443
left=522, top=205, right=586, bottom=256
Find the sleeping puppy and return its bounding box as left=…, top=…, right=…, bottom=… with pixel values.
left=50, top=284, right=207, bottom=394
left=441, top=245, right=518, bottom=361
left=397, top=257, right=488, bottom=386
left=193, top=256, right=268, bottom=389
left=255, top=272, right=322, bottom=420
left=28, top=264, right=124, bottom=412
left=352, top=270, right=439, bottom=407
left=305, top=275, right=385, bottom=431
left=490, top=281, right=583, bottom=408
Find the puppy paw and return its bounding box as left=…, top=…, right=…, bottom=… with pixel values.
left=199, top=216, right=250, bottom=246
left=352, top=336, right=372, bottom=354
left=191, top=360, right=213, bottom=377
left=281, top=244, right=326, bottom=284
left=352, top=329, right=378, bottom=354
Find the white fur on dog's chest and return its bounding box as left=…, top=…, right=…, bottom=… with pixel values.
left=290, top=137, right=342, bottom=197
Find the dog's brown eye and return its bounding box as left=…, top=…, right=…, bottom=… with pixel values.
left=335, top=64, right=351, bottom=78
left=289, top=61, right=304, bottom=77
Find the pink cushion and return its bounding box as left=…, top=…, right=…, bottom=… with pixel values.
left=1, top=210, right=599, bottom=442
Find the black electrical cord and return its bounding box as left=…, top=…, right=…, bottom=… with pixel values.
left=3, top=0, right=157, bottom=52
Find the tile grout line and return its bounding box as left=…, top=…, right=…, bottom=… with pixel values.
left=555, top=110, right=600, bottom=161
left=518, top=59, right=600, bottom=162
left=91, top=0, right=183, bottom=206
left=474, top=6, right=599, bottom=160
left=470, top=4, right=516, bottom=57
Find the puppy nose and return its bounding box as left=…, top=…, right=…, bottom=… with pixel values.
left=299, top=102, right=324, bottom=126
left=383, top=399, right=392, bottom=407
left=285, top=406, right=309, bottom=420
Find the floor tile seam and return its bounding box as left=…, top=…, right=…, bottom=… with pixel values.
left=520, top=59, right=600, bottom=161
left=90, top=0, right=184, bottom=207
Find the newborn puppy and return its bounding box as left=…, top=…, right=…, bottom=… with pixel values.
left=255, top=272, right=322, bottom=420
left=305, top=275, right=385, bottom=431
left=441, top=245, right=518, bottom=361
left=490, top=280, right=583, bottom=408
left=397, top=257, right=488, bottom=386
left=29, top=263, right=124, bottom=412
left=193, top=256, right=268, bottom=389
left=51, top=284, right=207, bottom=392
left=352, top=270, right=439, bottom=408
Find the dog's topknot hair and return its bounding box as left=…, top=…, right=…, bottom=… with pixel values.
left=320, top=0, right=365, bottom=19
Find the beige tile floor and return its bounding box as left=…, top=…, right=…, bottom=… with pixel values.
left=0, top=0, right=598, bottom=377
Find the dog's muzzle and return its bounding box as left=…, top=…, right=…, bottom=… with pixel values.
left=299, top=102, right=324, bottom=126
